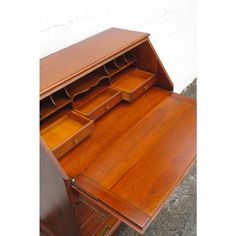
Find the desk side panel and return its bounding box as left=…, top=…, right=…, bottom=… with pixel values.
left=135, top=40, right=174, bottom=91
left=40, top=141, right=79, bottom=236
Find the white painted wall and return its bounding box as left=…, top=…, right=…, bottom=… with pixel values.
left=40, top=0, right=196, bottom=92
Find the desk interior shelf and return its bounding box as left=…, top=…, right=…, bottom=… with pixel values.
left=66, top=67, right=109, bottom=98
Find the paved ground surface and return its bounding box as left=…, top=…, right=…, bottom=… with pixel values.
left=114, top=79, right=197, bottom=236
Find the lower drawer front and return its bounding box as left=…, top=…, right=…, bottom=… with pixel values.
left=78, top=193, right=109, bottom=216
left=80, top=211, right=108, bottom=236
left=94, top=216, right=120, bottom=236
left=74, top=202, right=94, bottom=225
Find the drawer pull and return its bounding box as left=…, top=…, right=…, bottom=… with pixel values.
left=73, top=139, right=79, bottom=144
left=105, top=106, right=110, bottom=111
left=96, top=214, right=106, bottom=222
left=143, top=86, right=148, bottom=91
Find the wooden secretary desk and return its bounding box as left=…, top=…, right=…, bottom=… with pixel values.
left=40, top=28, right=196, bottom=236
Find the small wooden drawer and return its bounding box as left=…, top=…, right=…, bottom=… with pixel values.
left=77, top=193, right=109, bottom=217
left=94, top=216, right=120, bottom=236
left=74, top=193, right=119, bottom=236
left=40, top=111, right=94, bottom=159
left=111, top=67, right=155, bottom=102
left=80, top=211, right=108, bottom=236
left=75, top=87, right=122, bottom=120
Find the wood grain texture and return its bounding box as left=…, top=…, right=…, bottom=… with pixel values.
left=135, top=40, right=174, bottom=90
left=70, top=90, right=196, bottom=233
left=79, top=211, right=107, bottom=236
left=111, top=67, right=156, bottom=102
left=74, top=174, right=150, bottom=229
left=40, top=28, right=195, bottom=235
left=40, top=222, right=57, bottom=236
left=59, top=87, right=172, bottom=177
left=40, top=140, right=79, bottom=236
left=40, top=28, right=149, bottom=98
left=75, top=87, right=122, bottom=121
left=74, top=202, right=94, bottom=225
left=41, top=111, right=94, bottom=159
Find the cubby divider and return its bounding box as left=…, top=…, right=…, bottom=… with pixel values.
left=40, top=96, right=57, bottom=120
left=40, top=48, right=152, bottom=122
left=40, top=90, right=73, bottom=121
left=105, top=51, right=137, bottom=78
left=104, top=60, right=119, bottom=77
left=64, top=87, right=72, bottom=98
left=66, top=67, right=109, bottom=98
left=124, top=50, right=137, bottom=64
left=40, top=49, right=154, bottom=121
left=52, top=88, right=71, bottom=107
left=115, top=55, right=127, bottom=69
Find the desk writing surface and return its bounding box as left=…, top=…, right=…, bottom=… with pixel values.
left=60, top=88, right=196, bottom=231
left=60, top=87, right=171, bottom=176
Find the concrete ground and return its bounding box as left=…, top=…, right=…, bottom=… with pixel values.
left=114, top=79, right=197, bottom=236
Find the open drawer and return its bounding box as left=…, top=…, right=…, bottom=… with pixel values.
left=70, top=91, right=196, bottom=234
left=111, top=67, right=156, bottom=102
left=41, top=111, right=94, bottom=159
left=75, top=87, right=122, bottom=121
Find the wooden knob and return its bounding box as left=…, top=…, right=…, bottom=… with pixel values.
left=73, top=139, right=79, bottom=144
left=105, top=106, right=110, bottom=110
left=143, top=86, right=148, bottom=91
left=96, top=214, right=106, bottom=222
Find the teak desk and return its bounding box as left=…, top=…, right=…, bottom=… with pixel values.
left=40, top=28, right=196, bottom=236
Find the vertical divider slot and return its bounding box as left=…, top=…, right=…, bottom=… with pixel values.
left=115, top=55, right=128, bottom=69
left=104, top=60, right=119, bottom=77
left=124, top=50, right=137, bottom=64
left=64, top=87, right=72, bottom=98
left=51, top=88, right=72, bottom=107
left=40, top=96, right=57, bottom=120
left=49, top=95, right=57, bottom=107
left=66, top=66, right=109, bottom=98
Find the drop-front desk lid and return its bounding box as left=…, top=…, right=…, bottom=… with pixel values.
left=71, top=89, right=196, bottom=234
